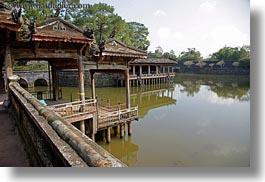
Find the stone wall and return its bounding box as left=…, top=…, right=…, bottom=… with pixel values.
left=175, top=60, right=250, bottom=75
left=8, top=79, right=126, bottom=167
left=58, top=70, right=117, bottom=87
left=175, top=67, right=250, bottom=75
left=12, top=70, right=50, bottom=87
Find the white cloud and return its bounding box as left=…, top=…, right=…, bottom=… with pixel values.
left=157, top=27, right=171, bottom=39
left=199, top=0, right=217, bottom=13
left=174, top=32, right=184, bottom=40
left=154, top=9, right=167, bottom=17
left=157, top=27, right=184, bottom=41
left=210, top=25, right=249, bottom=47
left=207, top=92, right=236, bottom=105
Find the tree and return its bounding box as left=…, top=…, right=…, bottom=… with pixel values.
left=148, top=46, right=163, bottom=57
left=5, top=0, right=81, bottom=22
left=155, top=46, right=163, bottom=54
left=211, top=45, right=250, bottom=62
left=73, top=3, right=120, bottom=40
left=163, top=50, right=177, bottom=61
left=54, top=0, right=81, bottom=20
left=11, top=0, right=57, bottom=22
left=73, top=3, right=150, bottom=50
left=179, top=48, right=203, bottom=62
left=126, top=22, right=150, bottom=50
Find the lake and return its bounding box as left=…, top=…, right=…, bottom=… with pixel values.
left=32, top=74, right=250, bottom=167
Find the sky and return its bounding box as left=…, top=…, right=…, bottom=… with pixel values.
left=81, top=0, right=250, bottom=57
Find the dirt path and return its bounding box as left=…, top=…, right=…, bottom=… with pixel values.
left=0, top=94, right=30, bottom=167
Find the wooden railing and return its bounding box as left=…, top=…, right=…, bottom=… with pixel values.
left=48, top=99, right=97, bottom=119
left=97, top=98, right=126, bottom=112
left=30, top=89, right=62, bottom=100
left=130, top=73, right=175, bottom=80
left=49, top=99, right=138, bottom=129
left=98, top=106, right=138, bottom=128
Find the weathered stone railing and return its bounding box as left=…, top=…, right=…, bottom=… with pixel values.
left=8, top=77, right=126, bottom=167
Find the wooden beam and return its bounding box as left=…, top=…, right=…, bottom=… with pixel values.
left=84, top=64, right=127, bottom=71
left=13, top=51, right=80, bottom=60
left=34, top=42, right=40, bottom=54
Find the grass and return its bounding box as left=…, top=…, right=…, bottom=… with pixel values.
left=13, top=65, right=49, bottom=71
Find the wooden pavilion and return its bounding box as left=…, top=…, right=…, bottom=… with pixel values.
left=129, top=57, right=176, bottom=86
left=86, top=38, right=147, bottom=108
left=0, top=1, right=147, bottom=142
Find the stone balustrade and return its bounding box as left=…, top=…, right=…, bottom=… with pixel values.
left=8, top=76, right=126, bottom=167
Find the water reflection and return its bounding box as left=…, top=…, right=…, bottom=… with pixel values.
left=131, top=84, right=177, bottom=118
left=30, top=74, right=250, bottom=166
left=98, top=136, right=139, bottom=166
left=175, top=74, right=250, bottom=101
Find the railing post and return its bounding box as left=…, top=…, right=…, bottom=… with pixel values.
left=117, top=101, right=121, bottom=120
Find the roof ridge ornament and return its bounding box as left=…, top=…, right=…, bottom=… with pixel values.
left=53, top=21, right=66, bottom=31
left=0, top=0, right=12, bottom=12
left=111, top=41, right=118, bottom=46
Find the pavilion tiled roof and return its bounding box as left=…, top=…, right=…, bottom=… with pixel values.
left=32, top=17, right=93, bottom=44
left=130, top=57, right=177, bottom=65
left=0, top=1, right=21, bottom=31
left=100, top=39, right=147, bottom=58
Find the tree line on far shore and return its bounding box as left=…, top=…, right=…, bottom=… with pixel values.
left=148, top=45, right=250, bottom=69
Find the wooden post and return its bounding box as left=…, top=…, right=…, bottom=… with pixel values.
left=148, top=65, right=151, bottom=75
left=139, top=65, right=142, bottom=75
left=4, top=45, right=12, bottom=79
left=89, top=118, right=96, bottom=141
left=132, top=66, right=135, bottom=75
left=113, top=126, right=118, bottom=137
left=48, top=63, right=52, bottom=100
left=91, top=71, right=95, bottom=99
left=106, top=127, right=111, bottom=143
left=91, top=134, right=95, bottom=141
left=80, top=120, right=85, bottom=134
left=51, top=66, right=59, bottom=101
left=0, top=60, right=5, bottom=93
left=128, top=122, right=132, bottom=136
left=4, top=30, right=13, bottom=93
left=125, top=69, right=130, bottom=109
left=78, top=58, right=85, bottom=101
left=102, top=130, right=106, bottom=142
left=78, top=57, right=86, bottom=133
left=120, top=124, right=125, bottom=138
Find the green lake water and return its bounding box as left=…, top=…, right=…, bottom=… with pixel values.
left=32, top=74, right=250, bottom=167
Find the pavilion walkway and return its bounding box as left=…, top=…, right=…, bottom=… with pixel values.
left=47, top=99, right=138, bottom=143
